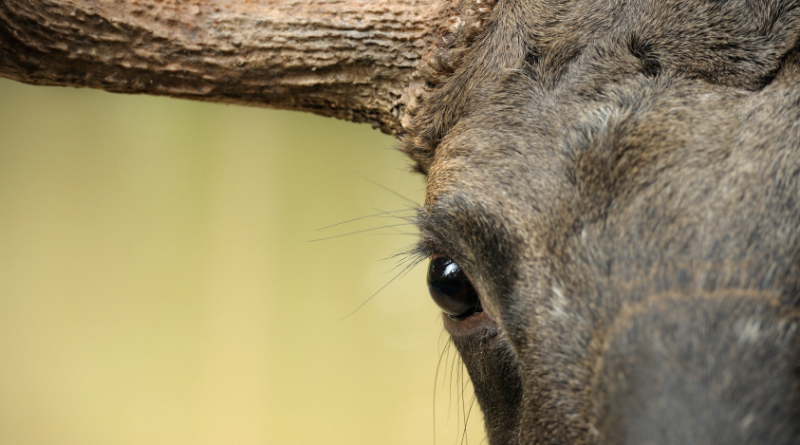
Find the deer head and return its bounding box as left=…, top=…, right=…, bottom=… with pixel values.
left=405, top=1, right=800, bottom=443
left=4, top=0, right=800, bottom=443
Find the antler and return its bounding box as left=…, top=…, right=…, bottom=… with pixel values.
left=0, top=0, right=447, bottom=135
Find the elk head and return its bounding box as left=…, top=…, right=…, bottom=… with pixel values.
left=5, top=0, right=800, bottom=443
left=403, top=0, right=800, bottom=443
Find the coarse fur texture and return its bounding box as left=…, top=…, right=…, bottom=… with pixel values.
left=405, top=0, right=800, bottom=444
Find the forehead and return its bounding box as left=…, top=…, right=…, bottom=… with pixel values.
left=422, top=76, right=565, bottom=207
left=417, top=62, right=800, bottom=301
left=422, top=72, right=738, bottom=214
left=412, top=72, right=759, bottom=306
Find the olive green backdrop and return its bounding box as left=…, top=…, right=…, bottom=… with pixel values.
left=0, top=78, right=485, bottom=445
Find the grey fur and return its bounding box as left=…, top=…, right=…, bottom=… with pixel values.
left=405, top=1, right=800, bottom=443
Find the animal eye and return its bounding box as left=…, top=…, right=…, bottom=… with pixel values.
left=427, top=257, right=482, bottom=319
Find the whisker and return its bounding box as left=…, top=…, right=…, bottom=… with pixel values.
left=383, top=246, right=423, bottom=262
left=337, top=254, right=424, bottom=320
left=447, top=346, right=459, bottom=426
left=369, top=205, right=419, bottom=222
left=461, top=394, right=478, bottom=445
left=434, top=337, right=454, bottom=445
left=356, top=173, right=420, bottom=206
left=338, top=273, right=402, bottom=320
left=439, top=325, right=451, bottom=348
left=381, top=224, right=419, bottom=236
left=459, top=362, right=468, bottom=445
left=316, top=208, right=416, bottom=231
left=378, top=244, right=425, bottom=269
left=385, top=251, right=426, bottom=274
left=399, top=258, right=425, bottom=279
left=367, top=232, right=419, bottom=237
left=307, top=223, right=415, bottom=242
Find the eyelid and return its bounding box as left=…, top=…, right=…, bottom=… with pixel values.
left=414, top=205, right=451, bottom=257
left=414, top=232, right=449, bottom=259
left=416, top=232, right=473, bottom=284
left=415, top=210, right=480, bottom=292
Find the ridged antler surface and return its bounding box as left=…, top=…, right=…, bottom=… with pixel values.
left=0, top=0, right=447, bottom=134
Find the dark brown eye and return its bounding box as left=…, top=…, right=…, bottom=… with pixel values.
left=427, top=258, right=482, bottom=319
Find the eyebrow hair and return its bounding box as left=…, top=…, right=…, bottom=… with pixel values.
left=412, top=206, right=447, bottom=259
left=413, top=192, right=523, bottom=285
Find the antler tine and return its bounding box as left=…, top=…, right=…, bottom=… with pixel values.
left=0, top=0, right=443, bottom=135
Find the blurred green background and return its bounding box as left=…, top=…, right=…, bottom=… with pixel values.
left=0, top=78, right=484, bottom=445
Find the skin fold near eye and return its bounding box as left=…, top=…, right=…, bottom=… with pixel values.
left=427, top=257, right=483, bottom=319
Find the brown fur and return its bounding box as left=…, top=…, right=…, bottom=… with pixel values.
left=405, top=1, right=800, bottom=443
